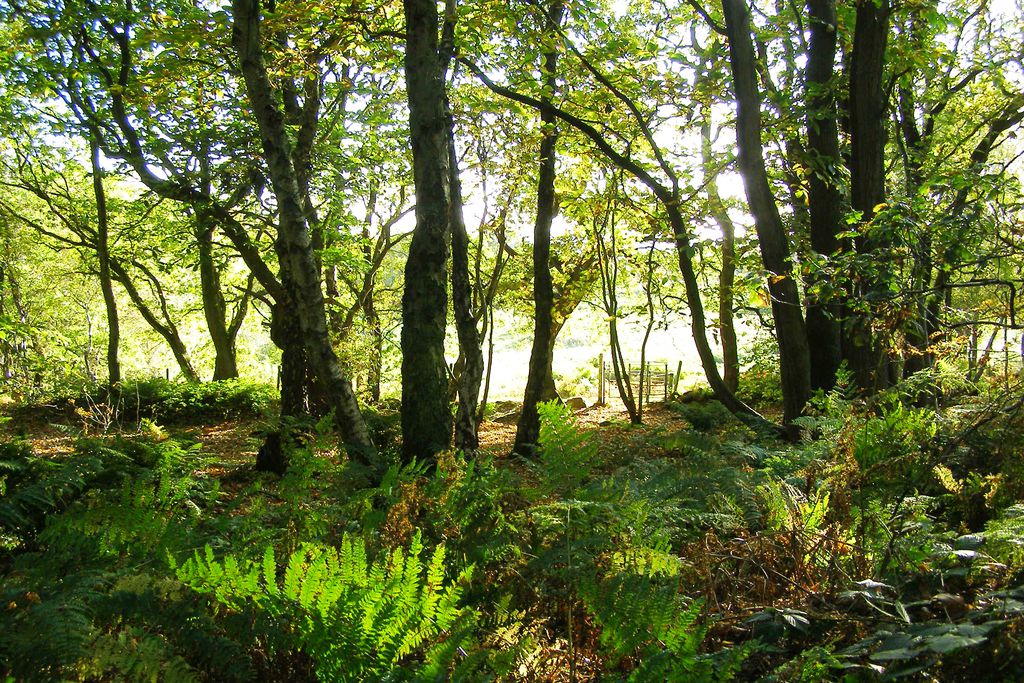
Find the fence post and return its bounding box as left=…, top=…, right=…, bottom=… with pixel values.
left=644, top=362, right=651, bottom=407
left=598, top=353, right=605, bottom=405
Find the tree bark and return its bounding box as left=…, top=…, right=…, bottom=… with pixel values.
left=196, top=148, right=240, bottom=381
left=804, top=0, right=844, bottom=391
left=89, top=135, right=120, bottom=385
left=442, top=0, right=485, bottom=454
left=515, top=0, right=564, bottom=453
left=722, top=0, right=812, bottom=423
left=845, top=0, right=892, bottom=390
left=231, top=0, right=373, bottom=456
left=401, top=0, right=454, bottom=460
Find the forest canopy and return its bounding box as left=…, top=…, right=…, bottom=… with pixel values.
left=1, top=0, right=1024, bottom=680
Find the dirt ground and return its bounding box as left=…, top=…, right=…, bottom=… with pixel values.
left=2, top=401, right=691, bottom=466
left=478, top=402, right=690, bottom=454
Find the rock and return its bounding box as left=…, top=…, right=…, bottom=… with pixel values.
left=565, top=396, right=587, bottom=412
left=678, top=389, right=711, bottom=403
left=492, top=410, right=520, bottom=425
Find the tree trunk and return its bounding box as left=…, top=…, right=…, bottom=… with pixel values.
left=401, top=0, right=454, bottom=460
left=898, top=84, right=934, bottom=378
left=804, top=0, right=844, bottom=391
left=539, top=320, right=563, bottom=402
left=270, top=301, right=307, bottom=416
left=231, top=0, right=373, bottom=457
left=365, top=295, right=383, bottom=403
left=109, top=259, right=199, bottom=382
left=197, top=148, right=240, bottom=381
left=196, top=219, right=239, bottom=380
left=593, top=191, right=640, bottom=424
left=515, top=0, right=564, bottom=453
left=448, top=118, right=485, bottom=453
left=699, top=114, right=739, bottom=394
left=89, top=135, right=121, bottom=385
left=845, top=0, right=892, bottom=390
left=722, top=0, right=812, bottom=423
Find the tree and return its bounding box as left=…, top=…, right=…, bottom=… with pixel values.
left=515, top=0, right=565, bottom=453
left=89, top=133, right=120, bottom=385
left=231, top=0, right=373, bottom=455
left=803, top=0, right=844, bottom=392
left=0, top=149, right=201, bottom=382
left=462, top=7, right=776, bottom=432
left=844, top=0, right=894, bottom=390
left=722, top=0, right=812, bottom=424
left=402, top=0, right=455, bottom=460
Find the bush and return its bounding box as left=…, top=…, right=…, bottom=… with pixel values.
left=43, top=379, right=277, bottom=428
left=666, top=399, right=736, bottom=432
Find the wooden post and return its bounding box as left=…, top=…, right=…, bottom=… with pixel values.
left=645, top=362, right=652, bottom=407
left=165, top=368, right=169, bottom=381
left=598, top=353, right=605, bottom=405
left=673, top=360, right=682, bottom=395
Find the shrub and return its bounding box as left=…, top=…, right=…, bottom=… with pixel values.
left=666, top=399, right=736, bottom=432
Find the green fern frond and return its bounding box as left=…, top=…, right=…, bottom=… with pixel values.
left=175, top=530, right=473, bottom=681
left=536, top=401, right=598, bottom=495
left=581, top=572, right=746, bottom=682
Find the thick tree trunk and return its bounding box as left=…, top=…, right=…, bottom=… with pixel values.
left=89, top=135, right=120, bottom=385
left=804, top=0, right=844, bottom=391
left=723, top=0, right=812, bottom=423
left=231, top=0, right=373, bottom=456
left=845, top=0, right=892, bottom=390
left=270, top=301, right=307, bottom=416
left=515, top=0, right=564, bottom=453
left=539, top=319, right=564, bottom=402
left=401, top=0, right=454, bottom=460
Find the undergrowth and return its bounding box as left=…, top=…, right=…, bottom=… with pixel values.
left=3, top=380, right=1024, bottom=680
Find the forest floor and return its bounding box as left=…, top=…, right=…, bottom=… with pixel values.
left=1, top=400, right=691, bottom=468
left=4, top=385, right=1024, bottom=681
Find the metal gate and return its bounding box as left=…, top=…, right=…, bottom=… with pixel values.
left=597, top=356, right=673, bottom=406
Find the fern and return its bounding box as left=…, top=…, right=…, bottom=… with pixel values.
left=536, top=401, right=598, bottom=495
left=0, top=569, right=108, bottom=679
left=82, top=626, right=200, bottom=683
left=581, top=572, right=747, bottom=682
left=0, top=442, right=106, bottom=547
left=174, top=530, right=474, bottom=681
